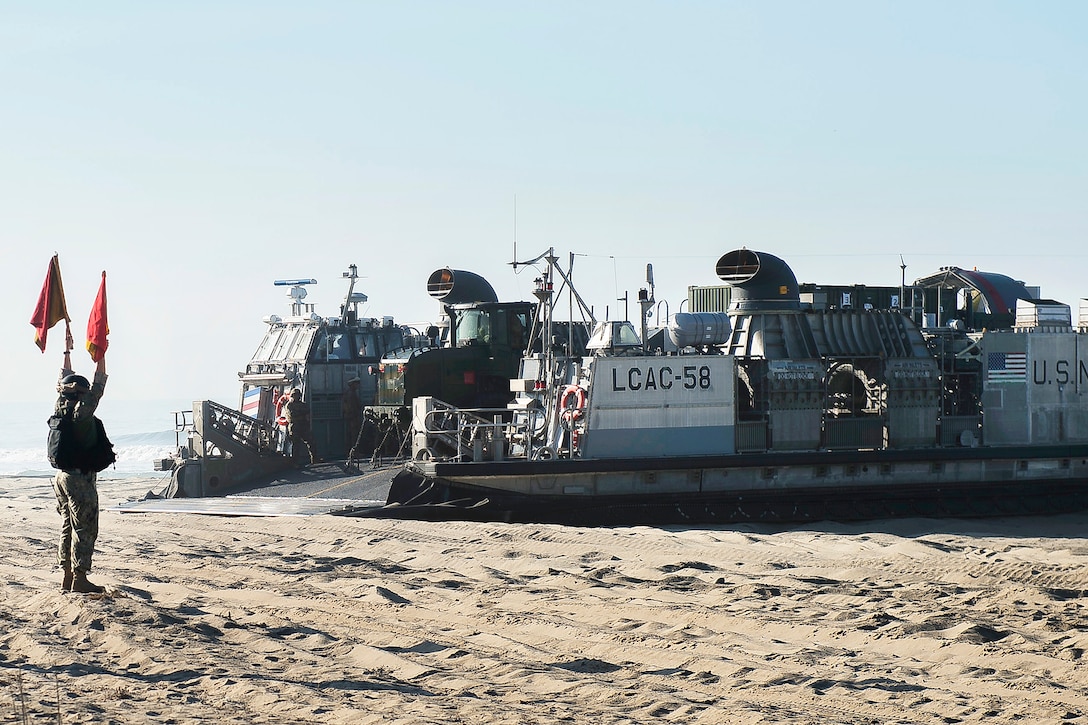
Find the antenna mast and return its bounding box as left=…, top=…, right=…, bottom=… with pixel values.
left=899, top=255, right=907, bottom=321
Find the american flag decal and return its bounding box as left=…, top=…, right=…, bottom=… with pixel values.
left=242, top=386, right=262, bottom=416
left=987, top=352, right=1027, bottom=382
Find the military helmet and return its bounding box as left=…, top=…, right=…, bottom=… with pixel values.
left=59, top=374, right=91, bottom=393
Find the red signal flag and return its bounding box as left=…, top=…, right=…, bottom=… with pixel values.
left=30, top=255, right=71, bottom=352
left=86, top=271, right=109, bottom=362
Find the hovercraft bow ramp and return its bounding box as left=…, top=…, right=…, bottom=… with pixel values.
left=112, top=460, right=397, bottom=517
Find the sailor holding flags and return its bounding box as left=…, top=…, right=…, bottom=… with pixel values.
left=31, top=256, right=112, bottom=594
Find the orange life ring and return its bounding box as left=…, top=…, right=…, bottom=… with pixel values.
left=275, top=393, right=289, bottom=427
left=559, top=385, right=586, bottom=422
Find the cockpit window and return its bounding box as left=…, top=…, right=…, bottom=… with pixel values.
left=510, top=312, right=528, bottom=349
left=327, top=332, right=351, bottom=360
left=615, top=322, right=642, bottom=347
left=310, top=329, right=351, bottom=361
left=586, top=320, right=643, bottom=352
left=355, top=332, right=372, bottom=358
left=455, top=310, right=491, bottom=346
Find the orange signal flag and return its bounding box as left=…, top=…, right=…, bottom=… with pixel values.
left=30, top=255, right=71, bottom=353
left=86, top=271, right=109, bottom=362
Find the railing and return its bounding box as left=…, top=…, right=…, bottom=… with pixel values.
left=171, top=408, right=194, bottom=450
left=198, top=401, right=283, bottom=458
left=418, top=400, right=542, bottom=461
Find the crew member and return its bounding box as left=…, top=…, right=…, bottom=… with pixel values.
left=284, top=388, right=319, bottom=465
left=52, top=350, right=107, bottom=594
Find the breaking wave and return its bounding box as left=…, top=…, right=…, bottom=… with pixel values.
left=2, top=400, right=188, bottom=480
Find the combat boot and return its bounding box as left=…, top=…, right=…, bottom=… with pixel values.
left=62, top=566, right=73, bottom=592
left=71, top=570, right=105, bottom=594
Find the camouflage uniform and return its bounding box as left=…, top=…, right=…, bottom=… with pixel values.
left=283, top=392, right=317, bottom=464
left=52, top=365, right=107, bottom=574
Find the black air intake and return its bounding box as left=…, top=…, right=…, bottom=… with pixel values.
left=426, top=269, right=498, bottom=304
left=715, top=249, right=800, bottom=312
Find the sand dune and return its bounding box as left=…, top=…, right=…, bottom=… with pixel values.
left=2, top=476, right=1086, bottom=723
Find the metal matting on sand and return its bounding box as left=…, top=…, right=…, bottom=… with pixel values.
left=111, top=496, right=383, bottom=517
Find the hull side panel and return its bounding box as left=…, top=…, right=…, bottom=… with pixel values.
left=583, top=425, right=735, bottom=458
left=375, top=452, right=1088, bottom=525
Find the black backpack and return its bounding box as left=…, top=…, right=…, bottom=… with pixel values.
left=47, top=412, right=117, bottom=474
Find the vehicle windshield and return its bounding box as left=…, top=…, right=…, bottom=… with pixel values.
left=455, top=310, right=491, bottom=346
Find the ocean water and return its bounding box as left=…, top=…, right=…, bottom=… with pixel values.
left=1, top=399, right=191, bottom=481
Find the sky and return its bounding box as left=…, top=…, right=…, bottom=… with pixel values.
left=3, top=1, right=1086, bottom=406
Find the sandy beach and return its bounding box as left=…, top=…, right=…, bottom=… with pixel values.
left=2, top=475, right=1086, bottom=724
